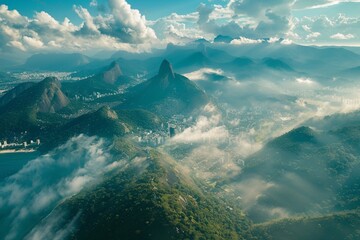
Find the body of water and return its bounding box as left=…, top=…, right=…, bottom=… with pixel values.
left=0, top=152, right=39, bottom=181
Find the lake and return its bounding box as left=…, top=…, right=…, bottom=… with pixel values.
left=0, top=152, right=39, bottom=181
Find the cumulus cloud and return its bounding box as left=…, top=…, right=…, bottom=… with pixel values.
left=1, top=0, right=360, bottom=54
left=151, top=12, right=206, bottom=44
left=106, top=0, right=157, bottom=42
left=306, top=31, right=321, bottom=40
left=290, top=14, right=360, bottom=44
left=0, top=1, right=158, bottom=54
left=231, top=37, right=263, bottom=45
left=0, top=135, right=122, bottom=240
left=330, top=33, right=355, bottom=40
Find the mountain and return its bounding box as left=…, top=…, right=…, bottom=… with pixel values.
left=61, top=106, right=128, bottom=137
left=231, top=57, right=255, bottom=67
left=338, top=65, right=360, bottom=79
left=42, top=106, right=129, bottom=151
left=214, top=35, right=234, bottom=43
left=0, top=77, right=69, bottom=114
left=120, top=60, right=208, bottom=117
left=63, top=61, right=133, bottom=96
left=193, top=38, right=211, bottom=44
left=223, top=124, right=360, bottom=223
left=175, top=52, right=213, bottom=72
left=20, top=53, right=93, bottom=71
left=116, top=109, right=163, bottom=130
left=0, top=82, right=35, bottom=106
left=0, top=77, right=69, bottom=138
left=261, top=58, right=294, bottom=72
left=35, top=149, right=255, bottom=240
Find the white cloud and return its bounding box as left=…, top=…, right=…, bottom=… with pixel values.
left=0, top=135, right=122, bottom=240
left=231, top=37, right=263, bottom=45
left=151, top=13, right=206, bottom=44
left=291, top=14, right=360, bottom=44
left=280, top=38, right=293, bottom=45
left=296, top=77, right=316, bottom=84
left=108, top=0, right=157, bottom=42
left=171, top=105, right=229, bottom=144
left=90, top=0, right=98, bottom=7
left=330, top=33, right=355, bottom=40
left=1, top=0, right=360, bottom=53
left=0, top=1, right=158, bottom=54
left=23, top=36, right=44, bottom=48
left=74, top=6, right=100, bottom=34
left=306, top=31, right=321, bottom=40
left=184, top=68, right=225, bottom=81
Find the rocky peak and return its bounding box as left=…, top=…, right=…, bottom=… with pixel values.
left=158, top=59, right=175, bottom=79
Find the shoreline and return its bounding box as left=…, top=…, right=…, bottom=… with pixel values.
left=0, top=149, right=37, bottom=154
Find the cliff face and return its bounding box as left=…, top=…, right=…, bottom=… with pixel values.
left=101, top=61, right=123, bottom=84
left=37, top=80, right=70, bottom=113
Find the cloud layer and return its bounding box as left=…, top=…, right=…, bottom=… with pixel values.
left=0, top=0, right=359, bottom=55
left=0, top=135, right=119, bottom=240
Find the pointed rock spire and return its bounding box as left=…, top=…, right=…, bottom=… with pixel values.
left=158, top=59, right=175, bottom=79
left=102, top=61, right=122, bottom=84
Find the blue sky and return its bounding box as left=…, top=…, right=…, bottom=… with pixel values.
left=1, top=0, right=360, bottom=54
left=1, top=0, right=226, bottom=21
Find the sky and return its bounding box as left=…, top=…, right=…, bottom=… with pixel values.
left=1, top=0, right=360, bottom=55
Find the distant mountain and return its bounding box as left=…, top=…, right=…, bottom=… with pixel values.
left=175, top=52, right=213, bottom=72
left=214, top=35, right=234, bottom=43
left=63, top=61, right=134, bottom=96
left=261, top=58, right=294, bottom=72
left=0, top=77, right=69, bottom=138
left=0, top=50, right=28, bottom=71
left=338, top=65, right=360, bottom=79
left=231, top=57, right=255, bottom=67
left=20, top=53, right=93, bottom=71
left=193, top=38, right=210, bottom=44
left=121, top=60, right=209, bottom=117
left=174, top=46, right=235, bottom=72
left=0, top=82, right=35, bottom=106
left=224, top=124, right=360, bottom=222
left=37, top=150, right=254, bottom=240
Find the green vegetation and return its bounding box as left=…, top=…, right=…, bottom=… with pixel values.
left=0, top=77, right=69, bottom=139
left=41, top=106, right=128, bottom=151
left=116, top=109, right=163, bottom=130
left=53, top=150, right=255, bottom=240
